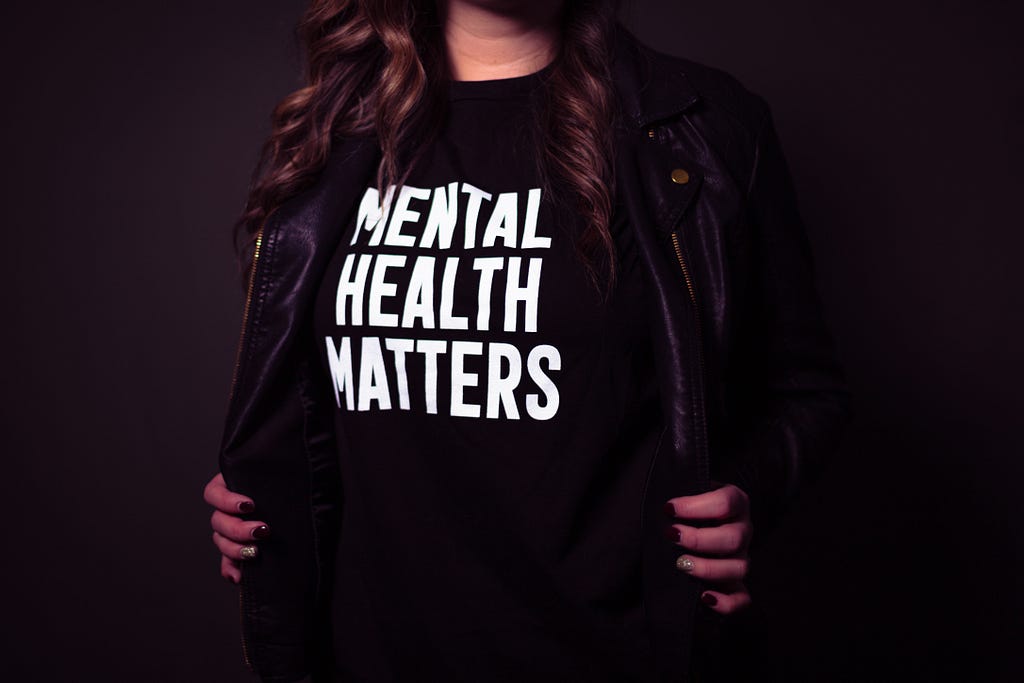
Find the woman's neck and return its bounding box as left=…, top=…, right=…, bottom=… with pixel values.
left=439, top=0, right=564, bottom=81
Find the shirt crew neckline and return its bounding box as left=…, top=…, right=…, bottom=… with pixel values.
left=447, top=59, right=555, bottom=101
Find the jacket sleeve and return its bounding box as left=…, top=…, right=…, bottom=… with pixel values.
left=713, top=97, right=854, bottom=541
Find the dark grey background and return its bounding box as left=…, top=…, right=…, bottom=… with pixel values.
left=2, top=1, right=1020, bottom=680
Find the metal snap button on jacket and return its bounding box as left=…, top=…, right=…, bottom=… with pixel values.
left=671, top=167, right=691, bottom=184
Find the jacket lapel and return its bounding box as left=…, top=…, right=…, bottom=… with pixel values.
left=611, top=22, right=705, bottom=234
left=612, top=24, right=713, bottom=681
left=615, top=124, right=709, bottom=683
left=223, top=134, right=381, bottom=452
left=611, top=23, right=700, bottom=128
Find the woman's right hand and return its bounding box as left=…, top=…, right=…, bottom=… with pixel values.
left=203, top=471, right=271, bottom=584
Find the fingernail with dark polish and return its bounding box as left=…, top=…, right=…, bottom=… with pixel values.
left=251, top=524, right=270, bottom=540
left=664, top=525, right=680, bottom=542
left=238, top=500, right=255, bottom=513
left=663, top=502, right=676, bottom=517
left=701, top=592, right=717, bottom=606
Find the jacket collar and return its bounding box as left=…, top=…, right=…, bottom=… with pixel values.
left=611, top=23, right=702, bottom=128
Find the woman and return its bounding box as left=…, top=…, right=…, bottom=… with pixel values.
left=202, top=0, right=852, bottom=681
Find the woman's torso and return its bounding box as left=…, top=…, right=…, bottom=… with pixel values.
left=309, top=64, right=664, bottom=682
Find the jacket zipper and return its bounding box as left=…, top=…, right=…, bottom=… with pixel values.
left=238, top=568, right=254, bottom=671
left=229, top=225, right=266, bottom=404
left=669, top=229, right=711, bottom=490
left=229, top=224, right=265, bottom=673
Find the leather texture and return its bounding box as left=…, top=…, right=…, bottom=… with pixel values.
left=218, top=22, right=853, bottom=683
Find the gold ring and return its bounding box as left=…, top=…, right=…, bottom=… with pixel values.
left=240, top=544, right=258, bottom=560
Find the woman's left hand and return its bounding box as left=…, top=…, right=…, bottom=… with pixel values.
left=664, top=479, right=753, bottom=615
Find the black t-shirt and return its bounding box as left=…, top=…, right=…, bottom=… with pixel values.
left=310, top=63, right=663, bottom=682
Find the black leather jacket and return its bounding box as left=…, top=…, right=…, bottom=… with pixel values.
left=218, top=23, right=853, bottom=683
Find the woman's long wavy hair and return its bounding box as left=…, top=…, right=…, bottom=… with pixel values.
left=232, top=0, right=623, bottom=296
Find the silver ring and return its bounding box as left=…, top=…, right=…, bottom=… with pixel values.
left=240, top=544, right=258, bottom=560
